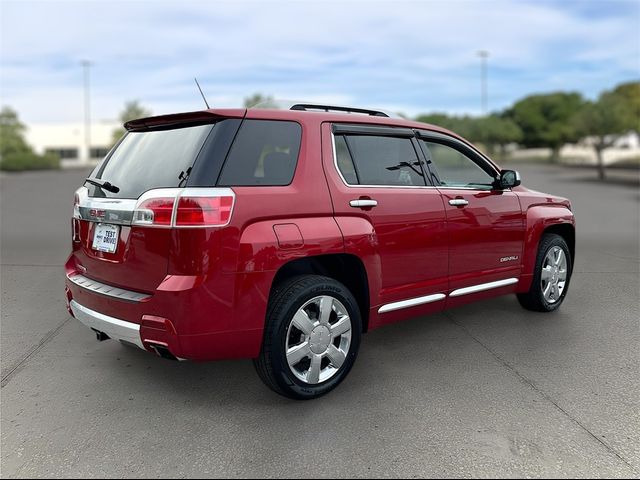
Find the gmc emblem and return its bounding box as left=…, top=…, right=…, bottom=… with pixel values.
left=90, top=209, right=106, bottom=219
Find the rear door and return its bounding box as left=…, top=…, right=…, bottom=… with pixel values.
left=416, top=131, right=525, bottom=298
left=323, top=123, right=448, bottom=319
left=71, top=117, right=242, bottom=292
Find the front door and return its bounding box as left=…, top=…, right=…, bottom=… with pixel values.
left=416, top=133, right=525, bottom=300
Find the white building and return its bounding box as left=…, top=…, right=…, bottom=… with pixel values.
left=560, top=132, right=640, bottom=166
left=25, top=120, right=121, bottom=168
left=500, top=131, right=640, bottom=166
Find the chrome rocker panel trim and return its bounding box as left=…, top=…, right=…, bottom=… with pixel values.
left=449, top=278, right=518, bottom=297
left=378, top=293, right=446, bottom=314
left=378, top=278, right=519, bottom=313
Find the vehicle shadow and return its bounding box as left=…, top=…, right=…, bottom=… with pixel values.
left=103, top=294, right=547, bottom=407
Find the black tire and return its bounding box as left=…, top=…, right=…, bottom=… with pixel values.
left=253, top=275, right=362, bottom=400
left=517, top=233, right=572, bottom=312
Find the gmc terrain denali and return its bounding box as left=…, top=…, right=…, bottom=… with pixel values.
left=65, top=103, right=575, bottom=399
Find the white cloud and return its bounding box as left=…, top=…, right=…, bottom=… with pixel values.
left=1, top=0, right=638, bottom=123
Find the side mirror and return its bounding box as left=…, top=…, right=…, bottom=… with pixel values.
left=496, top=169, right=521, bottom=189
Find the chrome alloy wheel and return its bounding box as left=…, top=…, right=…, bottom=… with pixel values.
left=285, top=295, right=352, bottom=385
left=541, top=246, right=568, bottom=304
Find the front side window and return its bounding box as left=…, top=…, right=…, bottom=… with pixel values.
left=420, top=140, right=495, bottom=189
left=218, top=120, right=302, bottom=186
left=334, top=135, right=358, bottom=184
left=336, top=134, right=425, bottom=187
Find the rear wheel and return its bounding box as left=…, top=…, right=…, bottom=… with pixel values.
left=253, top=275, right=361, bottom=400
left=517, top=233, right=572, bottom=312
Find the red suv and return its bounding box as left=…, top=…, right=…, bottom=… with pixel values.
left=65, top=103, right=575, bottom=399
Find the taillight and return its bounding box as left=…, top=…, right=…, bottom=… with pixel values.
left=133, top=197, right=175, bottom=226
left=72, top=218, right=81, bottom=242
left=132, top=188, right=235, bottom=228
left=175, top=195, right=234, bottom=227
left=73, top=186, right=87, bottom=219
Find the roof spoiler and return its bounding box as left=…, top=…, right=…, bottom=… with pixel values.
left=125, top=109, right=246, bottom=132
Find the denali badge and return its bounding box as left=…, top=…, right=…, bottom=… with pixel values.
left=500, top=255, right=519, bottom=263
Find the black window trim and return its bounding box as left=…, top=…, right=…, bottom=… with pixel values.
left=330, top=126, right=431, bottom=189
left=188, top=118, right=243, bottom=188
left=332, top=123, right=415, bottom=138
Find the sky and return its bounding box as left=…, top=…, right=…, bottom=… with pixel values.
left=1, top=0, right=639, bottom=124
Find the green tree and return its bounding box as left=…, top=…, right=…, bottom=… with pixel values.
left=573, top=82, right=639, bottom=180
left=0, top=106, right=59, bottom=171
left=415, top=113, right=521, bottom=159
left=415, top=112, right=456, bottom=129
left=243, top=93, right=276, bottom=108
left=415, top=113, right=476, bottom=139
left=475, top=115, right=523, bottom=159
left=609, top=81, right=640, bottom=133
left=0, top=106, right=31, bottom=158
left=112, top=100, right=152, bottom=144
left=506, top=92, right=584, bottom=162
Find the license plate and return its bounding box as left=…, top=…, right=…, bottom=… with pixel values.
left=92, top=224, right=120, bottom=253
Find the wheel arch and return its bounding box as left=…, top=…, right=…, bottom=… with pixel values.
left=519, top=205, right=575, bottom=291
left=270, top=254, right=371, bottom=332
left=543, top=223, right=575, bottom=268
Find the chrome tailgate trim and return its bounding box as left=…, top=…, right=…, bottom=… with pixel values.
left=67, top=273, right=151, bottom=303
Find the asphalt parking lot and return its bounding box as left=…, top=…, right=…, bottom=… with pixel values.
left=1, top=164, right=638, bottom=478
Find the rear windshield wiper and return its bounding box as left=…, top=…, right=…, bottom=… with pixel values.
left=85, top=177, right=120, bottom=194
left=178, top=167, right=192, bottom=187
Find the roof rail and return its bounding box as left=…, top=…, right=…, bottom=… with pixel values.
left=290, top=103, right=389, bottom=117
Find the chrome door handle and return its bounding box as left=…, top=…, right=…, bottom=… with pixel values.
left=449, top=199, right=469, bottom=207
left=350, top=199, right=378, bottom=208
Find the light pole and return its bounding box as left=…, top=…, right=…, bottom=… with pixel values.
left=477, top=50, right=489, bottom=115
left=81, top=60, right=92, bottom=165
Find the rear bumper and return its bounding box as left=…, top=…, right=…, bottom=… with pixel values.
left=64, top=257, right=270, bottom=361
left=70, top=300, right=144, bottom=349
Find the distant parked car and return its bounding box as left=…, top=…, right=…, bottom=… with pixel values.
left=65, top=102, right=575, bottom=399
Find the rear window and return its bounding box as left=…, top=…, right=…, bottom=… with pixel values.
left=217, top=120, right=302, bottom=186
left=88, top=124, right=213, bottom=198
left=337, top=134, right=426, bottom=187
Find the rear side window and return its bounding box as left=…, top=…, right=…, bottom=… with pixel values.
left=89, top=124, right=213, bottom=198
left=337, top=134, right=426, bottom=186
left=218, top=120, right=302, bottom=186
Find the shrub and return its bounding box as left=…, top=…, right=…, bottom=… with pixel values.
left=0, top=152, right=60, bottom=171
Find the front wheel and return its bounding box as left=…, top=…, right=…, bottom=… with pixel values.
left=253, top=275, right=362, bottom=400
left=517, top=233, right=572, bottom=312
